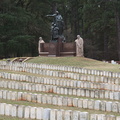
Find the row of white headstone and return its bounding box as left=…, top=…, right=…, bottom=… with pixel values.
left=0, top=90, right=120, bottom=113
left=0, top=61, right=120, bottom=78
left=0, top=65, right=120, bottom=89
left=0, top=102, right=120, bottom=120
left=0, top=72, right=120, bottom=92
left=0, top=80, right=120, bottom=101
left=0, top=71, right=120, bottom=86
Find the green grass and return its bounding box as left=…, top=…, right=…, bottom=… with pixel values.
left=0, top=115, right=30, bottom=120
left=0, top=58, right=14, bottom=61
left=28, top=57, right=120, bottom=72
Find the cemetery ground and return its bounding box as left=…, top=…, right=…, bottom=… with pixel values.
left=28, top=57, right=120, bottom=72
left=0, top=57, right=120, bottom=119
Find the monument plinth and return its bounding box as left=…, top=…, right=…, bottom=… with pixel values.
left=48, top=42, right=58, bottom=57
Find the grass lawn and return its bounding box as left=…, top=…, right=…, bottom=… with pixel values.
left=0, top=115, right=29, bottom=120
left=28, top=57, right=120, bottom=72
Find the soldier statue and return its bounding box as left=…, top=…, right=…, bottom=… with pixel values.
left=46, top=11, right=65, bottom=42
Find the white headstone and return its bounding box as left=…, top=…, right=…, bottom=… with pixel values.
left=110, top=91, right=114, bottom=100
left=0, top=103, right=6, bottom=115
left=17, top=92, right=22, bottom=101
left=43, top=108, right=51, bottom=120
left=37, top=94, right=42, bottom=103
left=100, top=101, right=106, bottom=111
left=62, top=97, right=68, bottom=106
left=36, top=107, right=43, bottom=119
left=50, top=109, right=57, bottom=120
left=3, top=90, right=7, bottom=99
left=73, top=98, right=78, bottom=107
left=17, top=105, right=24, bottom=118
left=77, top=89, right=81, bottom=96
left=88, top=100, right=94, bottom=109
left=78, top=99, right=83, bottom=108
left=68, top=88, right=73, bottom=95
left=72, top=111, right=79, bottom=120
left=30, top=107, right=36, bottom=119
left=73, top=89, right=77, bottom=96
left=94, top=100, right=101, bottom=110
left=86, top=90, right=90, bottom=97
left=64, top=110, right=72, bottom=120
left=80, top=112, right=89, bottom=120
left=105, top=91, right=109, bottom=99
left=52, top=96, right=58, bottom=105
left=11, top=91, right=17, bottom=100
left=57, top=109, right=64, bottom=120
left=106, top=115, right=115, bottom=120
left=90, top=90, right=95, bottom=98
left=116, top=116, right=120, bottom=120
left=83, top=99, right=88, bottom=109
left=106, top=102, right=112, bottom=112
left=97, top=114, right=106, bottom=120
left=31, top=94, right=37, bottom=103
left=112, top=102, right=118, bottom=112
left=60, top=87, right=64, bottom=94
left=100, top=90, right=104, bottom=99
left=64, top=88, right=68, bottom=95
left=58, top=96, right=63, bottom=106
left=114, top=92, right=120, bottom=100
left=90, top=114, right=97, bottom=120
left=24, top=106, right=30, bottom=119
left=42, top=94, right=47, bottom=104
left=0, top=90, right=3, bottom=99
left=22, top=92, right=27, bottom=101
left=5, top=104, right=12, bottom=116
left=81, top=89, right=85, bottom=97
left=47, top=95, right=52, bottom=104
left=68, top=98, right=73, bottom=107
left=11, top=104, right=18, bottom=117
left=95, top=91, right=99, bottom=98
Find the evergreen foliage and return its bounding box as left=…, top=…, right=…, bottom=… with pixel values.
left=0, top=0, right=120, bottom=60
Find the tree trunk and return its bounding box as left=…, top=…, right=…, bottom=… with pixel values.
left=104, top=32, right=109, bottom=60
left=52, top=2, right=57, bottom=13
left=115, top=9, right=120, bottom=60
left=62, top=3, right=68, bottom=40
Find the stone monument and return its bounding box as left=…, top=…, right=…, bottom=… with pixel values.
left=38, top=11, right=76, bottom=57
left=75, top=35, right=84, bottom=57
left=38, top=37, right=45, bottom=55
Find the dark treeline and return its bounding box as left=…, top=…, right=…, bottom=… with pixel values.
left=0, top=0, right=120, bottom=60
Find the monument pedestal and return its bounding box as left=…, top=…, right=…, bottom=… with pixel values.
left=48, top=42, right=58, bottom=57
left=39, top=38, right=76, bottom=57
left=48, top=38, right=63, bottom=57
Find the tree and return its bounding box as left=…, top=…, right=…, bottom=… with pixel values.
left=0, top=0, right=119, bottom=60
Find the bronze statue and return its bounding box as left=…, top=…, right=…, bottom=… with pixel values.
left=46, top=11, right=64, bottom=41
